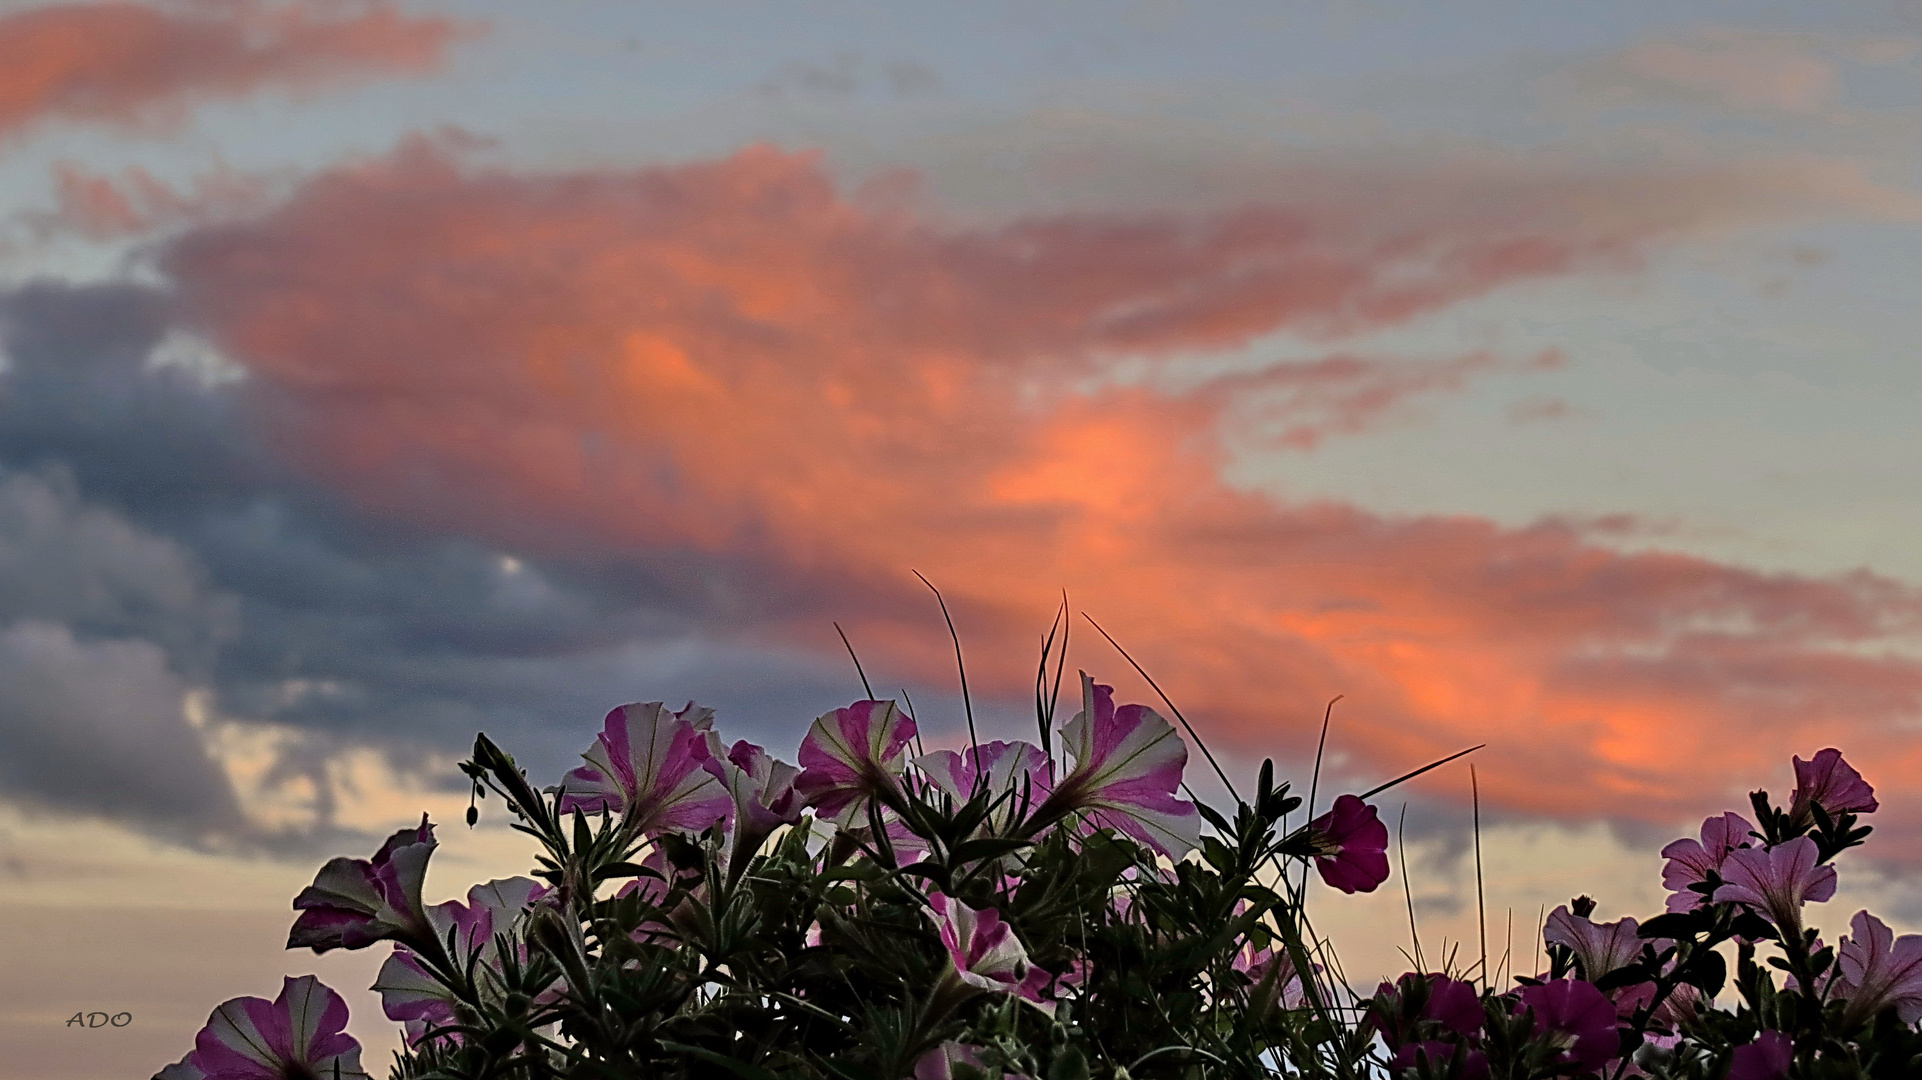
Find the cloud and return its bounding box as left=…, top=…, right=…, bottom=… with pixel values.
left=0, top=620, right=236, bottom=837
left=0, top=0, right=472, bottom=140
left=139, top=136, right=1922, bottom=845
left=1611, top=30, right=1839, bottom=116
left=0, top=466, right=236, bottom=671
left=0, top=279, right=872, bottom=845
left=1569, top=27, right=1922, bottom=124
left=33, top=160, right=273, bottom=240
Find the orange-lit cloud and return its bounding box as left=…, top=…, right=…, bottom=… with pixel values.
left=0, top=0, right=470, bottom=139
left=161, top=138, right=1922, bottom=833
left=41, top=160, right=270, bottom=239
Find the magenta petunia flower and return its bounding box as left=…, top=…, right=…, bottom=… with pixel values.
left=1660, top=812, right=1755, bottom=913
left=1371, top=972, right=1482, bottom=1050
left=1045, top=673, right=1200, bottom=858
left=925, top=892, right=1056, bottom=1015
left=1418, top=975, right=1486, bottom=1038
left=372, top=877, right=548, bottom=1045
left=1790, top=748, right=1878, bottom=822
left=1726, top=1031, right=1792, bottom=1080
left=1713, top=836, right=1836, bottom=938
left=1833, top=909, right=1922, bottom=1027
left=916, top=739, right=1055, bottom=832
left=793, top=699, right=918, bottom=826
left=153, top=975, right=369, bottom=1080
left=1544, top=905, right=1643, bottom=982
left=1307, top=794, right=1390, bottom=894
left=287, top=815, right=438, bottom=954
left=554, top=701, right=733, bottom=835
left=1517, top=978, right=1618, bottom=1073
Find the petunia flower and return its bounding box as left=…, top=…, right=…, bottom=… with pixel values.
left=1713, top=836, right=1836, bottom=938
left=1544, top=905, right=1644, bottom=982
left=925, top=892, right=1055, bottom=1015
left=916, top=739, right=1054, bottom=833
left=554, top=701, right=733, bottom=835
left=1370, top=972, right=1482, bottom=1050
left=152, top=975, right=369, bottom=1080
left=1833, top=909, right=1922, bottom=1027
left=1790, top=748, right=1878, bottom=823
left=1517, top=978, right=1618, bottom=1073
left=1306, top=794, right=1390, bottom=894
left=1726, top=1031, right=1792, bottom=1080
left=711, top=738, right=803, bottom=835
left=793, top=699, right=918, bottom=826
left=1037, top=673, right=1200, bottom=859
left=288, top=816, right=438, bottom=954
left=1234, top=943, right=1313, bottom=1011
left=1659, top=812, right=1755, bottom=913
left=705, top=737, right=803, bottom=868
left=372, top=877, right=548, bottom=1045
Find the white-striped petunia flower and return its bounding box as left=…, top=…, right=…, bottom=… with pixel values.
left=1046, top=673, right=1200, bottom=858
left=373, top=877, right=549, bottom=1046
left=926, top=892, right=1055, bottom=1015
left=288, top=816, right=439, bottom=954
left=554, top=701, right=733, bottom=836
left=793, top=699, right=918, bottom=826
left=153, top=975, right=369, bottom=1080
left=917, top=739, right=1054, bottom=828
left=709, top=737, right=803, bottom=836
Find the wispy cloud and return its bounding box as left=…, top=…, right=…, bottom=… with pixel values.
left=0, top=0, right=474, bottom=141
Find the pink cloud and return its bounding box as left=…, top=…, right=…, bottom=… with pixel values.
left=159, top=137, right=1922, bottom=835
left=40, top=160, right=271, bottom=239
left=0, top=1, right=472, bottom=139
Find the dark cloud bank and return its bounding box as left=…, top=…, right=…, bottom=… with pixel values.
left=0, top=282, right=863, bottom=850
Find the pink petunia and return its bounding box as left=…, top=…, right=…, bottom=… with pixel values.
left=153, top=976, right=368, bottom=1080
left=1234, top=943, right=1313, bottom=1010
left=1307, top=794, right=1390, bottom=894
left=793, top=699, right=918, bottom=826
left=288, top=816, right=438, bottom=954
left=1544, top=905, right=1643, bottom=982
left=1659, top=812, right=1755, bottom=913
left=916, top=739, right=1054, bottom=833
left=925, top=892, right=1056, bottom=1015
left=372, top=877, right=548, bottom=1045
left=1790, top=748, right=1878, bottom=822
left=1713, top=836, right=1836, bottom=938
left=1834, top=909, right=1922, bottom=1027
left=1517, top=978, right=1618, bottom=1073
left=1044, top=673, right=1200, bottom=859
left=554, top=701, right=733, bottom=835
left=1726, top=1031, right=1792, bottom=1080
left=1373, top=972, right=1484, bottom=1045
left=710, top=738, right=803, bottom=835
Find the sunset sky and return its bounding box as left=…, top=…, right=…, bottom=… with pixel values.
left=4, top=2, right=1922, bottom=1076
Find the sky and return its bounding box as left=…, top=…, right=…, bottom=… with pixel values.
left=2, top=1, right=1922, bottom=1076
